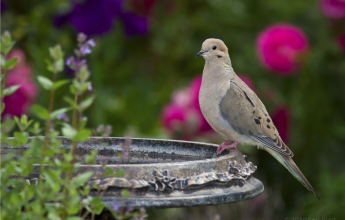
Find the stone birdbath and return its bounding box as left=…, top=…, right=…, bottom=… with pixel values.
left=3, top=137, right=264, bottom=209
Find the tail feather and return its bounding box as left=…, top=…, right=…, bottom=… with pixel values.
left=264, top=147, right=322, bottom=201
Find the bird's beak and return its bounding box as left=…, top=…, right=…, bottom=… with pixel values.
left=195, top=50, right=207, bottom=58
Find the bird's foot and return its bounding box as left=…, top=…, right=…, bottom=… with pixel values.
left=216, top=140, right=239, bottom=155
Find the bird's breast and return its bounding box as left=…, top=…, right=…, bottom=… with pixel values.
left=199, top=77, right=258, bottom=145
left=199, top=77, right=232, bottom=139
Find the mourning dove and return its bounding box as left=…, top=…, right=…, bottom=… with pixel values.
left=196, top=38, right=320, bottom=200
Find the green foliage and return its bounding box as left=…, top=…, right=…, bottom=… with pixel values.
left=0, top=32, right=140, bottom=220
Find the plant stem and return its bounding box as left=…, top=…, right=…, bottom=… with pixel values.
left=39, top=72, right=57, bottom=186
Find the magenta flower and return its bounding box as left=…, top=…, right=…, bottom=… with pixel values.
left=2, top=50, right=38, bottom=117
left=271, top=106, right=290, bottom=143
left=339, top=31, right=345, bottom=52
left=189, top=76, right=213, bottom=133
left=320, top=0, right=345, bottom=19
left=161, top=75, right=218, bottom=140
left=161, top=103, right=200, bottom=140
left=256, top=23, right=309, bottom=75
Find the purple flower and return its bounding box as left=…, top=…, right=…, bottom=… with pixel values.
left=79, top=39, right=96, bottom=55
left=120, top=12, right=148, bottom=37
left=1, top=1, right=6, bottom=13
left=57, top=113, right=70, bottom=122
left=66, top=57, right=75, bottom=66
left=112, top=202, right=120, bottom=211
left=80, top=44, right=92, bottom=55
left=77, top=33, right=87, bottom=43
left=88, top=83, right=93, bottom=91
left=86, top=39, right=96, bottom=47
left=70, top=0, right=122, bottom=36
left=54, top=0, right=150, bottom=37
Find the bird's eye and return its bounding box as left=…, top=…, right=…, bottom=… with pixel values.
left=212, top=46, right=217, bottom=50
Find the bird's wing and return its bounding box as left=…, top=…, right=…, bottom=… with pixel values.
left=219, top=75, right=293, bottom=157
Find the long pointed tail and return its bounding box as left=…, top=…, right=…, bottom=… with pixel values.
left=264, top=148, right=322, bottom=201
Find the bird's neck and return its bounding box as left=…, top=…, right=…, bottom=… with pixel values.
left=203, top=58, right=236, bottom=83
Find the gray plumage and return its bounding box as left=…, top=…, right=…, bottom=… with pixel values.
left=196, top=38, right=320, bottom=200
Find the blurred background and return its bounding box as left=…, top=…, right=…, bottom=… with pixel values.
left=1, top=0, right=345, bottom=219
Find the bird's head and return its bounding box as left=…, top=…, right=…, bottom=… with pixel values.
left=195, top=38, right=229, bottom=61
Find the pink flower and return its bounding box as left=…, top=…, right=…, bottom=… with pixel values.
left=161, top=103, right=200, bottom=140
left=256, top=23, right=309, bottom=75
left=320, top=0, right=345, bottom=19
left=2, top=49, right=38, bottom=117
left=271, top=106, right=290, bottom=143
left=189, top=75, right=213, bottom=133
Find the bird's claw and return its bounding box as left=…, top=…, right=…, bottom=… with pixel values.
left=216, top=141, right=239, bottom=155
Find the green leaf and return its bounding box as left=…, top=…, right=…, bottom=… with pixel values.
left=20, top=115, right=28, bottom=124
left=1, top=32, right=11, bottom=45
left=71, top=171, right=94, bottom=187
left=1, top=103, right=4, bottom=114
left=5, top=41, right=16, bottom=55
left=79, top=83, right=90, bottom=93
left=80, top=95, right=95, bottom=110
left=121, top=189, right=130, bottom=198
left=104, top=167, right=113, bottom=177
left=4, top=57, right=18, bottom=70
left=0, top=43, right=6, bottom=54
left=61, top=124, right=77, bottom=140
left=50, top=107, right=69, bottom=119
left=37, top=76, right=53, bottom=90
left=43, top=169, right=61, bottom=193
left=64, top=153, right=73, bottom=162
left=55, top=59, right=64, bottom=72
left=69, top=84, right=77, bottom=95
left=89, top=197, right=105, bottom=215
left=13, top=116, right=20, bottom=127
left=66, top=217, right=83, bottom=220
left=0, top=55, right=5, bottom=68
left=44, top=59, right=54, bottom=72
left=14, top=132, right=28, bottom=144
left=73, top=129, right=91, bottom=142
left=114, top=169, right=125, bottom=177
left=92, top=182, right=99, bottom=190
left=51, top=80, right=69, bottom=90
left=49, top=45, right=64, bottom=60
left=63, top=96, right=79, bottom=109
left=3, top=85, right=20, bottom=96
left=79, top=117, right=87, bottom=129
left=31, top=105, right=50, bottom=120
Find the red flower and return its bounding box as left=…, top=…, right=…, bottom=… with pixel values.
left=2, top=50, right=38, bottom=117
left=256, top=23, right=309, bottom=75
